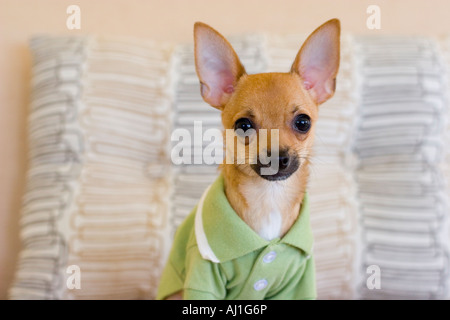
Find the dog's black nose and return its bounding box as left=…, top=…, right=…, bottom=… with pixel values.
left=251, top=149, right=299, bottom=181
left=279, top=154, right=290, bottom=171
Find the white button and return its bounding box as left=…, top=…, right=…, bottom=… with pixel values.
left=253, top=279, right=268, bottom=291
left=263, top=251, right=277, bottom=263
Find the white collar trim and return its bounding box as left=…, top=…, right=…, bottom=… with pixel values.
left=194, top=185, right=220, bottom=263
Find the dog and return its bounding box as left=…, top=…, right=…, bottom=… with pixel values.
left=157, top=19, right=340, bottom=300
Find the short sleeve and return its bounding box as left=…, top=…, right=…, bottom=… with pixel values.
left=293, top=254, right=317, bottom=300
left=183, top=246, right=226, bottom=300
left=156, top=210, right=196, bottom=300
left=156, top=259, right=184, bottom=300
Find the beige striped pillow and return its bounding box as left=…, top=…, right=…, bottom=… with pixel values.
left=9, top=36, right=174, bottom=299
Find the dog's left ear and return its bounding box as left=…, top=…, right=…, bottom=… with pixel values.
left=291, top=19, right=340, bottom=105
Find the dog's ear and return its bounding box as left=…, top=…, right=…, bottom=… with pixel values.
left=194, top=22, right=246, bottom=110
left=291, top=19, right=340, bottom=105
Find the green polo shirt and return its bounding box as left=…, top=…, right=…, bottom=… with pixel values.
left=157, top=174, right=316, bottom=300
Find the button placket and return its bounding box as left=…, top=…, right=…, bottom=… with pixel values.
left=250, top=247, right=278, bottom=294
left=242, top=246, right=283, bottom=297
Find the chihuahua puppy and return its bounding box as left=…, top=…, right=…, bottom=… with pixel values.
left=157, top=19, right=340, bottom=300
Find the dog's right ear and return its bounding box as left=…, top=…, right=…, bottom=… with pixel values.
left=194, top=22, right=246, bottom=110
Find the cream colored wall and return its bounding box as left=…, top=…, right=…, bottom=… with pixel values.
left=1, top=0, right=449, bottom=299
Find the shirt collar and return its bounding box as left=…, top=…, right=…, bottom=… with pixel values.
left=195, top=174, right=313, bottom=263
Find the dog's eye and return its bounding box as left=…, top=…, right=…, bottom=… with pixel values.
left=234, top=118, right=254, bottom=133
left=294, top=114, right=311, bottom=133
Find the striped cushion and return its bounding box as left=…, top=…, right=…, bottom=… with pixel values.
left=9, top=36, right=173, bottom=299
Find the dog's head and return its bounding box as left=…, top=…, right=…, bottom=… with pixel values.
left=194, top=20, right=340, bottom=181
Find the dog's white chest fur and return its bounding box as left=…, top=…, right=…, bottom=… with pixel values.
left=241, top=181, right=287, bottom=241
left=258, top=211, right=282, bottom=241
